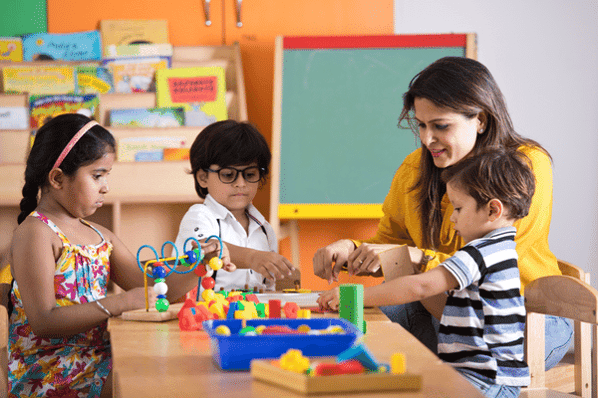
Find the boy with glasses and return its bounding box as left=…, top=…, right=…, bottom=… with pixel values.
left=174, top=120, right=295, bottom=294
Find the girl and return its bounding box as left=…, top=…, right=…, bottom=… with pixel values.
left=8, top=114, right=231, bottom=397
left=312, top=56, right=573, bottom=368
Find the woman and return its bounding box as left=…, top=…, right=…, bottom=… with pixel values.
left=313, top=56, right=572, bottom=369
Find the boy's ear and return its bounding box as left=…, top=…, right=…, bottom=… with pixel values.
left=48, top=168, right=64, bottom=189
left=196, top=169, right=209, bottom=188
left=487, top=198, right=504, bottom=221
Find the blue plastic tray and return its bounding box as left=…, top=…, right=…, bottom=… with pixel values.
left=203, top=318, right=362, bottom=371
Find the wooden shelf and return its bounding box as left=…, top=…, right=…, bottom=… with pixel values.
left=0, top=43, right=247, bottom=253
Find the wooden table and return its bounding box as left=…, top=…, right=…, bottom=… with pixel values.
left=108, top=308, right=484, bottom=398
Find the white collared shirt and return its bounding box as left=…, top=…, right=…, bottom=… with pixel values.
left=173, top=194, right=277, bottom=291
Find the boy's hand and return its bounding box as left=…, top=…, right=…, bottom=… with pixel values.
left=199, top=239, right=236, bottom=272
left=248, top=251, right=295, bottom=281
left=317, top=287, right=340, bottom=311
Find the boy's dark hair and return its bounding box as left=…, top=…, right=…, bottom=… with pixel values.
left=18, top=113, right=115, bottom=224
left=441, top=148, right=536, bottom=220
left=189, top=120, right=271, bottom=198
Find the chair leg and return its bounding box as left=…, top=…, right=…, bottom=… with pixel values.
left=576, top=320, right=592, bottom=398
left=526, top=312, right=546, bottom=389
left=593, top=324, right=597, bottom=398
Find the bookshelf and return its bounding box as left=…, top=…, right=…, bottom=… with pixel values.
left=0, top=43, right=247, bottom=255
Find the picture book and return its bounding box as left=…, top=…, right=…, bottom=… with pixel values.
left=0, top=37, right=23, bottom=62
left=0, top=107, right=28, bottom=129
left=22, top=31, right=102, bottom=61
left=1, top=65, right=76, bottom=95
left=102, top=56, right=170, bottom=93
left=29, top=94, right=99, bottom=129
left=117, top=135, right=187, bottom=162
left=155, top=66, right=227, bottom=126
left=163, top=147, right=189, bottom=161
left=109, top=107, right=185, bottom=127
left=105, top=43, right=173, bottom=58
left=100, top=20, right=169, bottom=56
left=75, top=65, right=114, bottom=94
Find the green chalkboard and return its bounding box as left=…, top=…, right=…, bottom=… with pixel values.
left=272, top=34, right=475, bottom=219
left=0, top=0, right=47, bottom=36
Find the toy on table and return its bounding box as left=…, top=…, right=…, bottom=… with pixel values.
left=177, top=288, right=314, bottom=331
left=136, top=235, right=223, bottom=312
left=339, top=283, right=365, bottom=333
left=251, top=343, right=422, bottom=394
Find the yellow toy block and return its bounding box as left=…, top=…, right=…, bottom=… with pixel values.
left=297, top=309, right=312, bottom=319
left=202, top=289, right=216, bottom=302
left=391, top=353, right=406, bottom=374
left=208, top=301, right=227, bottom=319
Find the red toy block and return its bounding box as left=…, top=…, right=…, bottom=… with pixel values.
left=313, top=359, right=365, bottom=376
left=269, top=299, right=281, bottom=318
left=244, top=294, right=259, bottom=303
left=178, top=308, right=201, bottom=331
left=178, top=298, right=198, bottom=319
left=193, top=305, right=214, bottom=323
left=283, top=302, right=299, bottom=319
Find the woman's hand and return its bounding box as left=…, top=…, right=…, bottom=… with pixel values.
left=317, top=287, right=340, bottom=311
left=346, top=243, right=406, bottom=276
left=313, top=239, right=356, bottom=284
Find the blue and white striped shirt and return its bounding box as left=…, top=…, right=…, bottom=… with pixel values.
left=438, top=226, right=530, bottom=387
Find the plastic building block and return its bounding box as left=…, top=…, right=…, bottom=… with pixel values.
left=339, top=283, right=365, bottom=333
left=336, top=343, right=379, bottom=371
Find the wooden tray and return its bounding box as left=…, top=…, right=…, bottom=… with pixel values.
left=251, top=360, right=422, bottom=395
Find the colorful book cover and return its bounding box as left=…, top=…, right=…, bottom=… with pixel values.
left=22, top=31, right=102, bottom=61
left=0, top=37, right=23, bottom=62
left=105, top=43, right=173, bottom=58
left=102, top=56, right=170, bottom=93
left=117, top=135, right=187, bottom=162
left=1, top=66, right=76, bottom=95
left=110, top=107, right=185, bottom=127
left=75, top=65, right=114, bottom=94
left=0, top=107, right=28, bottom=129
left=100, top=20, right=169, bottom=56
left=155, top=66, right=227, bottom=126
left=29, top=94, right=99, bottom=129
left=163, top=147, right=189, bottom=161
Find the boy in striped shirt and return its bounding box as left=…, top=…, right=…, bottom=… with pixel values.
left=318, top=148, right=533, bottom=398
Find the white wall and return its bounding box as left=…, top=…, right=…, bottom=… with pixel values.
left=394, top=0, right=598, bottom=284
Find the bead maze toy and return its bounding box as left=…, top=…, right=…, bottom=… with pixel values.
left=121, top=236, right=224, bottom=321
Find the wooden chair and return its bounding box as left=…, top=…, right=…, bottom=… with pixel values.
left=522, top=260, right=598, bottom=398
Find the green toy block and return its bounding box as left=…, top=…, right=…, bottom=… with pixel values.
left=339, top=283, right=365, bottom=333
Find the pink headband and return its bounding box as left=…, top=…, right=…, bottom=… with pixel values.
left=52, top=121, right=99, bottom=170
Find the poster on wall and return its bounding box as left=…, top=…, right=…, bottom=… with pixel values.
left=0, top=0, right=47, bottom=37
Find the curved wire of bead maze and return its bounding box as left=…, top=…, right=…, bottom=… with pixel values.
left=136, top=236, right=223, bottom=312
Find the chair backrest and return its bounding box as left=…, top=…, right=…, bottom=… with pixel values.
left=523, top=260, right=598, bottom=398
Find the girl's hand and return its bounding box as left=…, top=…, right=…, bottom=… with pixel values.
left=122, top=286, right=158, bottom=312
left=313, top=240, right=356, bottom=284
left=317, top=287, right=340, bottom=311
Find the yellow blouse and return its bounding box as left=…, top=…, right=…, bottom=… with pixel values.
left=358, top=146, right=560, bottom=290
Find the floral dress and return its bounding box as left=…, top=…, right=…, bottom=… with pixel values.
left=8, top=212, right=113, bottom=398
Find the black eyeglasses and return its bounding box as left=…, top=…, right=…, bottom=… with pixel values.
left=206, top=166, right=264, bottom=184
